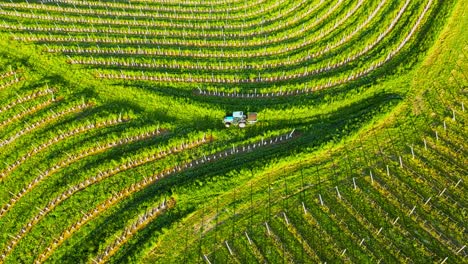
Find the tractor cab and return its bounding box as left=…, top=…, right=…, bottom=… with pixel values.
left=223, top=111, right=257, bottom=128
left=232, top=111, right=244, bottom=119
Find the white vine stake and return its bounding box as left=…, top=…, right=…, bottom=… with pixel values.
left=245, top=232, right=252, bottom=245
left=376, top=227, right=383, bottom=236
left=335, top=186, right=341, bottom=200
left=289, top=128, right=295, bottom=138
left=424, top=196, right=432, bottom=205
left=225, top=241, right=234, bottom=255
left=438, top=188, right=446, bottom=197
left=265, top=222, right=271, bottom=235
left=283, top=212, right=289, bottom=225
left=203, top=254, right=212, bottom=264
left=409, top=206, right=416, bottom=216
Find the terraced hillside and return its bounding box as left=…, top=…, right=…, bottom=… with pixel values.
left=0, top=0, right=466, bottom=263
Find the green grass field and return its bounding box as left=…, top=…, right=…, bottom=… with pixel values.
left=0, top=0, right=466, bottom=263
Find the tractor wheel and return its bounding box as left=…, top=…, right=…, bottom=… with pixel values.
left=225, top=123, right=231, bottom=128
left=239, top=122, right=246, bottom=128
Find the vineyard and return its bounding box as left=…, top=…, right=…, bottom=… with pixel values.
left=0, top=0, right=466, bottom=263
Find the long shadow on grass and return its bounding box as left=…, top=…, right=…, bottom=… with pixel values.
left=123, top=77, right=379, bottom=111
left=52, top=90, right=401, bottom=261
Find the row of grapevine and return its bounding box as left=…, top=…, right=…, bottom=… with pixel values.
left=0, top=0, right=310, bottom=39
left=195, top=96, right=466, bottom=262
left=13, top=0, right=321, bottom=49
left=0, top=69, right=17, bottom=81
left=0, top=0, right=285, bottom=25
left=0, top=116, right=130, bottom=180
left=91, top=198, right=176, bottom=264
left=0, top=132, right=212, bottom=261
left=10, top=130, right=296, bottom=263
left=0, top=97, right=58, bottom=130
left=61, top=0, right=380, bottom=71
left=4, top=0, right=436, bottom=98
left=43, top=0, right=268, bottom=14
left=0, top=128, right=165, bottom=219
left=0, top=102, right=93, bottom=148
left=0, top=88, right=54, bottom=115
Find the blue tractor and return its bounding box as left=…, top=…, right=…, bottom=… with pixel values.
left=223, top=111, right=257, bottom=128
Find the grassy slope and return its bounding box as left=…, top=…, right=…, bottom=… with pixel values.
left=0, top=0, right=465, bottom=263
left=0, top=35, right=405, bottom=263
left=141, top=0, right=467, bottom=262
